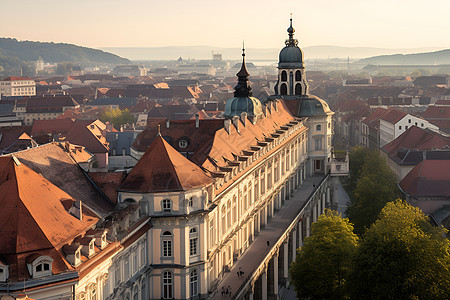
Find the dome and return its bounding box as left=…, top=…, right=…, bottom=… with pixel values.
left=278, top=46, right=304, bottom=69
left=224, top=96, right=263, bottom=119
left=296, top=95, right=332, bottom=117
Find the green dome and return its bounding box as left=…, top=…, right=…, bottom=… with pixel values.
left=224, top=96, right=262, bottom=118
left=278, top=46, right=304, bottom=69
left=296, top=95, right=332, bottom=117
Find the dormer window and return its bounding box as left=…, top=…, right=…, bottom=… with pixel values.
left=0, top=262, right=9, bottom=282
left=162, top=199, right=172, bottom=212
left=179, top=139, right=188, bottom=149
left=27, top=255, right=53, bottom=279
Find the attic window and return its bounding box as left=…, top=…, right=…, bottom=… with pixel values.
left=179, top=140, right=188, bottom=149
left=29, top=256, right=53, bottom=279
left=162, top=199, right=172, bottom=212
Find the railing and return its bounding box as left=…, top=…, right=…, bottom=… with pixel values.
left=232, top=171, right=330, bottom=299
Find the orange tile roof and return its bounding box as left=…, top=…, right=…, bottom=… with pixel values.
left=400, top=160, right=450, bottom=197
left=119, top=135, right=214, bottom=193
left=2, top=76, right=31, bottom=81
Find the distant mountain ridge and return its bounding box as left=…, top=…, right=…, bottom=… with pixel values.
left=0, top=38, right=130, bottom=65
left=101, top=45, right=444, bottom=61
left=357, top=49, right=450, bottom=65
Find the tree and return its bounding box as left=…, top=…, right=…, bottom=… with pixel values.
left=345, top=146, right=373, bottom=193
left=350, top=200, right=450, bottom=300
left=346, top=152, right=400, bottom=234
left=290, top=210, right=358, bottom=299
left=100, top=107, right=135, bottom=128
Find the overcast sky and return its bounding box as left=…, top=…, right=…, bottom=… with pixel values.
left=1, top=0, right=449, bottom=49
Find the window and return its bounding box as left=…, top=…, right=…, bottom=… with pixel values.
left=405, top=126, right=408, bottom=130
left=221, top=206, right=226, bottom=235
left=30, top=256, right=53, bottom=278
left=295, top=83, right=302, bottom=95
left=295, top=70, right=301, bottom=81
left=316, top=124, right=321, bottom=131
left=209, top=217, right=215, bottom=247
left=415, top=122, right=417, bottom=126
left=421, top=123, right=424, bottom=127
left=140, top=243, right=146, bottom=267
left=187, top=197, right=193, bottom=207
left=133, top=286, right=138, bottom=300
left=232, top=197, right=237, bottom=224
left=132, top=250, right=137, bottom=273
left=190, top=269, right=198, bottom=297
left=162, top=271, right=173, bottom=299
left=115, top=263, right=120, bottom=284
left=314, top=137, right=323, bottom=150
left=226, top=201, right=231, bottom=230
left=162, top=199, right=172, bottom=212
left=280, top=83, right=287, bottom=95
left=189, top=228, right=198, bottom=256
left=243, top=186, right=248, bottom=212
left=399, top=125, right=402, bottom=130
left=408, top=119, right=411, bottom=123
left=281, top=71, right=287, bottom=81
left=179, top=139, right=188, bottom=149
left=124, top=256, right=130, bottom=279
left=162, top=231, right=173, bottom=257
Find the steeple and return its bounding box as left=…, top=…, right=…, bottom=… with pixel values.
left=285, top=14, right=298, bottom=47
left=234, top=43, right=252, bottom=97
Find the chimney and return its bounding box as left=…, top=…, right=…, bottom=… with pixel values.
left=224, top=119, right=231, bottom=134
left=195, top=113, right=200, bottom=128
left=240, top=112, right=247, bottom=127
left=232, top=115, right=240, bottom=132
left=166, top=118, right=170, bottom=128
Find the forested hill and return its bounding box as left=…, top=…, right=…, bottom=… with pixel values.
left=358, top=49, right=450, bottom=65
left=0, top=38, right=130, bottom=65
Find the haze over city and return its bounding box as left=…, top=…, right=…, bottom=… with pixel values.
left=2, top=0, right=449, bottom=50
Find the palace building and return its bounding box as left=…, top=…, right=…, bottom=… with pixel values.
left=0, top=18, right=336, bottom=300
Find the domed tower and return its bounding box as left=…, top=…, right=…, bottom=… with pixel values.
left=224, top=46, right=262, bottom=123
left=274, top=17, right=308, bottom=96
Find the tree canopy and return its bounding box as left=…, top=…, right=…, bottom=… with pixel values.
left=350, top=200, right=450, bottom=299
left=290, top=210, right=358, bottom=299
left=346, top=150, right=401, bottom=234
left=100, top=108, right=134, bottom=129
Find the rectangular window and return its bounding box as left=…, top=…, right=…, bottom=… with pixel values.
left=209, top=218, right=215, bottom=247
left=314, top=137, right=323, bottom=150
left=190, top=237, right=198, bottom=256
left=163, top=240, right=172, bottom=257
left=399, top=126, right=402, bottom=130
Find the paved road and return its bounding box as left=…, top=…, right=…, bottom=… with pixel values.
left=335, top=178, right=350, bottom=217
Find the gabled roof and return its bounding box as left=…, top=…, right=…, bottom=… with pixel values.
left=119, top=135, right=214, bottom=193
left=423, top=106, right=450, bottom=119
left=379, top=108, right=407, bottom=124
left=400, top=160, right=450, bottom=197
left=0, top=156, right=97, bottom=255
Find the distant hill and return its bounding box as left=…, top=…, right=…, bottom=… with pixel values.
left=0, top=38, right=130, bottom=66
left=358, top=49, right=450, bottom=65
left=101, top=45, right=443, bottom=61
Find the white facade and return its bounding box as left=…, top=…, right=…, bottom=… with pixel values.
left=380, top=115, right=439, bottom=147
left=0, top=78, right=36, bottom=97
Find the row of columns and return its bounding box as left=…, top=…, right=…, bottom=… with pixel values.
left=247, top=179, right=332, bottom=300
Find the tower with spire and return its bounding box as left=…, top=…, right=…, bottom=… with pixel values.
left=274, top=15, right=308, bottom=96
left=223, top=45, right=262, bottom=123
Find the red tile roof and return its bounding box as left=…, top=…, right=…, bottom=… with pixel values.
left=400, top=160, right=450, bottom=197
left=2, top=76, right=31, bottom=81
left=362, top=107, right=389, bottom=129
left=379, top=108, right=407, bottom=124
left=382, top=126, right=450, bottom=157
left=0, top=156, right=98, bottom=279
left=119, top=135, right=214, bottom=193
left=422, top=106, right=450, bottom=119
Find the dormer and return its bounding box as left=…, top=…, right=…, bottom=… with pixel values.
left=26, top=254, right=53, bottom=279
left=0, top=259, right=9, bottom=282
left=63, top=244, right=83, bottom=267
left=79, top=237, right=96, bottom=258
left=86, top=229, right=109, bottom=250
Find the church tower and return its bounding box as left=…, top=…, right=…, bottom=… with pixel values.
left=274, top=16, right=308, bottom=96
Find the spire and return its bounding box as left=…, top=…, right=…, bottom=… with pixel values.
left=285, top=14, right=298, bottom=47
left=234, top=43, right=252, bottom=97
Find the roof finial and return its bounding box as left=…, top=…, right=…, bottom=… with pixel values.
left=234, top=42, right=252, bottom=98
left=157, top=124, right=161, bottom=136
left=242, top=41, right=245, bottom=57
left=286, top=14, right=298, bottom=46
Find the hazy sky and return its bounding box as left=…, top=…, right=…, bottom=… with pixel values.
left=1, top=0, right=449, bottom=49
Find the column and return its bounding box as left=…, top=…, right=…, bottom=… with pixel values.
left=278, top=192, right=282, bottom=208
left=250, top=220, right=255, bottom=242
left=273, top=253, right=279, bottom=298
left=292, top=229, right=297, bottom=262
left=322, top=193, right=326, bottom=213
left=264, top=205, right=268, bottom=225
left=262, top=270, right=267, bottom=300
left=257, top=213, right=261, bottom=233
left=312, top=202, right=317, bottom=222
left=271, top=199, right=275, bottom=217
left=306, top=216, right=311, bottom=237
left=283, top=242, right=288, bottom=279
left=298, top=220, right=303, bottom=247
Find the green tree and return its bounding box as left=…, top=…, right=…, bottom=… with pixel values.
left=290, top=210, right=358, bottom=299
left=350, top=200, right=450, bottom=299
left=100, top=107, right=135, bottom=128
left=347, top=152, right=400, bottom=234
left=345, top=146, right=373, bottom=193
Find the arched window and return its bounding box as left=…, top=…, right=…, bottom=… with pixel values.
left=280, top=83, right=287, bottom=95
left=190, top=269, right=198, bottom=297
left=162, top=231, right=173, bottom=257
left=281, top=71, right=287, bottom=81
left=162, top=199, right=172, bottom=212
left=133, top=285, right=139, bottom=300
left=162, top=271, right=173, bottom=299
left=29, top=255, right=53, bottom=279
left=295, top=83, right=302, bottom=95
left=295, top=70, right=302, bottom=81
left=189, top=228, right=198, bottom=256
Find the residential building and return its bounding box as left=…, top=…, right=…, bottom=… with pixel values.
left=24, top=95, right=80, bottom=125
left=0, top=76, right=36, bottom=97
